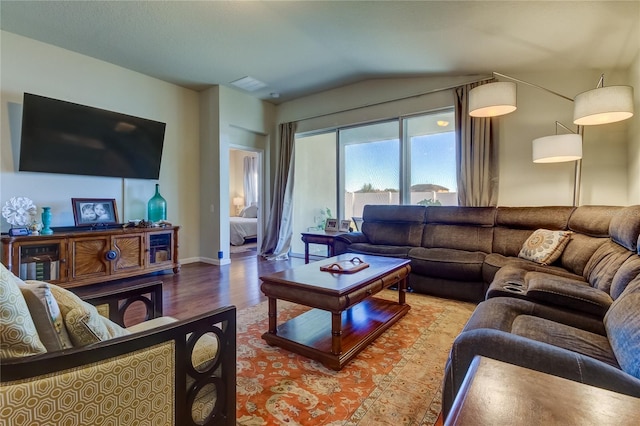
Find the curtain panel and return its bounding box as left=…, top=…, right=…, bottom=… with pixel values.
left=455, top=81, right=499, bottom=207
left=260, top=122, right=296, bottom=260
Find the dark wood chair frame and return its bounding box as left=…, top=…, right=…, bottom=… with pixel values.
left=1, top=281, right=236, bottom=426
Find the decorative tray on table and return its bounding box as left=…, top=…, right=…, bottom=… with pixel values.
left=320, top=256, right=369, bottom=274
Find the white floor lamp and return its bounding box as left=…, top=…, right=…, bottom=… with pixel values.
left=468, top=72, right=634, bottom=206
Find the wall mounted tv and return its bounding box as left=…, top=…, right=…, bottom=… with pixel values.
left=19, top=93, right=166, bottom=180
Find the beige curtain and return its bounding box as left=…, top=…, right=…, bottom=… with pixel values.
left=455, top=81, right=499, bottom=207
left=260, top=122, right=296, bottom=260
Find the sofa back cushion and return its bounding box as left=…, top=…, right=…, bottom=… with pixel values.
left=610, top=255, right=640, bottom=300
left=568, top=205, right=622, bottom=237
left=609, top=205, right=640, bottom=253
left=492, top=207, right=574, bottom=256
left=422, top=206, right=494, bottom=252
left=584, top=241, right=634, bottom=294
left=561, top=206, right=633, bottom=278
left=604, top=274, right=640, bottom=379
left=0, top=264, right=47, bottom=358
left=361, top=205, right=426, bottom=246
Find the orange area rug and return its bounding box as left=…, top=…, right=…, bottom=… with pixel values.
left=236, top=290, right=476, bottom=425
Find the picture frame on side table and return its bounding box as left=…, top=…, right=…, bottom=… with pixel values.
left=72, top=198, right=119, bottom=226
left=325, top=219, right=338, bottom=232
left=339, top=220, right=351, bottom=232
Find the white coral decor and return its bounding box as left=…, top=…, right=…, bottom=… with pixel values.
left=2, top=197, right=37, bottom=226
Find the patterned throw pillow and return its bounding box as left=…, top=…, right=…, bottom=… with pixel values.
left=48, top=284, right=130, bottom=346
left=0, top=264, right=47, bottom=358
left=21, top=280, right=74, bottom=351
left=518, top=229, right=572, bottom=265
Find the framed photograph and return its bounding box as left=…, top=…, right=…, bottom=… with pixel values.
left=72, top=198, right=119, bottom=226
left=324, top=218, right=338, bottom=232
left=339, top=219, right=351, bottom=232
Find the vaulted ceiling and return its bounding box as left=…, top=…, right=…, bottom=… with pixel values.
left=1, top=1, right=638, bottom=103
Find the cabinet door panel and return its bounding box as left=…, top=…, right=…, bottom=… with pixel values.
left=112, top=234, right=145, bottom=273
left=70, top=237, right=110, bottom=280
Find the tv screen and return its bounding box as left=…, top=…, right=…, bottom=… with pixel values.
left=19, top=93, right=166, bottom=180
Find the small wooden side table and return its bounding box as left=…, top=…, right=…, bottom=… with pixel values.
left=300, top=230, right=346, bottom=264
left=445, top=356, right=640, bottom=425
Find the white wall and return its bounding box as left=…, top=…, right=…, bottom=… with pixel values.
left=199, top=85, right=274, bottom=263
left=276, top=72, right=633, bottom=206
left=0, top=31, right=202, bottom=260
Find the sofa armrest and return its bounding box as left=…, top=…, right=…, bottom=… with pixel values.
left=1, top=305, right=236, bottom=425
left=442, top=328, right=640, bottom=420
left=334, top=232, right=369, bottom=254
left=526, top=272, right=613, bottom=317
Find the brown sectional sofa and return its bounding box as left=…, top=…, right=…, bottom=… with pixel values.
left=334, top=204, right=640, bottom=421
left=334, top=204, right=640, bottom=304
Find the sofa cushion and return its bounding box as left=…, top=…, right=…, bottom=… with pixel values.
left=361, top=204, right=425, bottom=246
left=604, top=274, right=640, bottom=379
left=518, top=229, right=572, bottom=265
left=584, top=241, right=634, bottom=294
left=609, top=205, right=640, bottom=252
left=409, top=247, right=485, bottom=281
left=422, top=224, right=493, bottom=253
left=49, top=284, right=130, bottom=346
left=0, top=265, right=46, bottom=358
left=610, top=256, right=640, bottom=300
left=511, top=315, right=619, bottom=368
left=568, top=205, right=622, bottom=237
left=524, top=273, right=612, bottom=317
left=560, top=234, right=608, bottom=278
left=346, top=243, right=412, bottom=258
left=21, top=281, right=73, bottom=351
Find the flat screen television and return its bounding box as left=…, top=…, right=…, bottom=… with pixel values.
left=19, top=93, right=166, bottom=180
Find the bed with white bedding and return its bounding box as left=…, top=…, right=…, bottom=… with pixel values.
left=230, top=217, right=258, bottom=246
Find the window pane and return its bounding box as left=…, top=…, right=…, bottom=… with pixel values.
left=341, top=121, right=400, bottom=220
left=407, top=110, right=458, bottom=206
left=291, top=132, right=337, bottom=256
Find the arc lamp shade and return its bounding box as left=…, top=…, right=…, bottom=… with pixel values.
left=469, top=82, right=517, bottom=117
left=573, top=85, right=634, bottom=126
left=532, top=134, right=582, bottom=163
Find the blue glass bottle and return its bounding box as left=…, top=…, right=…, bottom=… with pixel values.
left=147, top=184, right=167, bottom=223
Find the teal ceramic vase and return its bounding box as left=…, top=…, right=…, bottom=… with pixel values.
left=147, top=184, right=167, bottom=223
left=41, top=207, right=53, bottom=235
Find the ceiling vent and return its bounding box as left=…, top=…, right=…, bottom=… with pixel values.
left=230, top=76, right=267, bottom=92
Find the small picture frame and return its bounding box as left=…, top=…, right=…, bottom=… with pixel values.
left=324, top=219, right=338, bottom=232
left=339, top=220, right=351, bottom=232
left=72, top=198, right=119, bottom=226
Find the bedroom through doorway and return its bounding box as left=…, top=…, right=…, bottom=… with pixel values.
left=229, top=148, right=261, bottom=254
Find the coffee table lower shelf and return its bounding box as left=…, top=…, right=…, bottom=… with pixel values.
left=261, top=297, right=410, bottom=370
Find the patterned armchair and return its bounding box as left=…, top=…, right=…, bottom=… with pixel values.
left=0, top=264, right=236, bottom=425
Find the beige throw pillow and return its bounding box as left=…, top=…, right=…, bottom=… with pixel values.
left=48, top=284, right=130, bottom=346
left=21, top=280, right=74, bottom=351
left=0, top=264, right=47, bottom=358
left=519, top=229, right=572, bottom=265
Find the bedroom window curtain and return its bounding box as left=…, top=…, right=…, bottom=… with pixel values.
left=455, top=81, right=499, bottom=207
left=261, top=122, right=297, bottom=260
left=243, top=156, right=258, bottom=207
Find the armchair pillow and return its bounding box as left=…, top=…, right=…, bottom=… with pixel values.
left=21, top=281, right=73, bottom=351
left=0, top=265, right=47, bottom=358
left=519, top=229, right=572, bottom=265
left=48, top=284, right=129, bottom=346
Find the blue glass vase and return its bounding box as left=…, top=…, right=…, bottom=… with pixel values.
left=41, top=207, right=53, bottom=235
left=147, top=184, right=167, bottom=223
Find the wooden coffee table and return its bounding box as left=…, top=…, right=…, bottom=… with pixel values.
left=260, top=254, right=411, bottom=370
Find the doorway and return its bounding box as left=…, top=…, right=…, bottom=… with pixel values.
left=229, top=147, right=263, bottom=255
